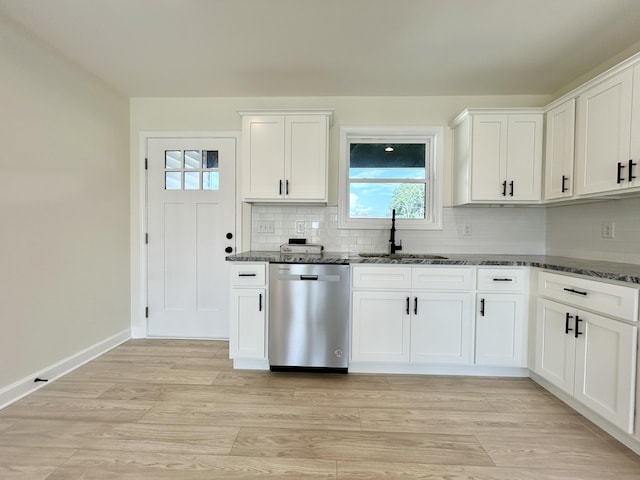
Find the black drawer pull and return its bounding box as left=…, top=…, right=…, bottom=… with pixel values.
left=259, top=293, right=263, bottom=312
left=480, top=298, right=485, bottom=316
left=565, top=312, right=574, bottom=334
left=493, top=278, right=513, bottom=282
left=617, top=162, right=625, bottom=184
left=575, top=315, right=583, bottom=338
left=238, top=273, right=257, bottom=277
left=563, top=287, right=587, bottom=296
left=501, top=180, right=507, bottom=196
left=629, top=159, right=637, bottom=181
left=414, top=297, right=418, bottom=315
left=406, top=297, right=410, bottom=315
left=509, top=180, right=514, bottom=196
left=561, top=175, right=568, bottom=193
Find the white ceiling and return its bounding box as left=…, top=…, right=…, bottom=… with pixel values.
left=1, top=0, right=640, bottom=97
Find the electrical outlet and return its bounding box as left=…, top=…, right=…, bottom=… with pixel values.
left=295, top=220, right=305, bottom=235
left=602, top=220, right=615, bottom=239
left=256, top=221, right=274, bottom=234
left=462, top=224, right=472, bottom=236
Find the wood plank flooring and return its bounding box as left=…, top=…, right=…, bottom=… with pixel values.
left=1, top=339, right=640, bottom=479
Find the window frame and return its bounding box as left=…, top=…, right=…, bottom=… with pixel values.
left=338, top=126, right=443, bottom=230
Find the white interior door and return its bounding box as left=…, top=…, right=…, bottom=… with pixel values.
left=147, top=136, right=236, bottom=338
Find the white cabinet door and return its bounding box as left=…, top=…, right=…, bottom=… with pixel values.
left=242, top=115, right=285, bottom=200
left=410, top=292, right=473, bottom=364
left=574, top=310, right=637, bottom=433
left=544, top=99, right=576, bottom=200
left=535, top=298, right=576, bottom=395
left=506, top=114, right=543, bottom=201
left=575, top=68, right=634, bottom=195
left=229, top=288, right=266, bottom=359
left=351, top=291, right=410, bottom=363
left=471, top=114, right=507, bottom=201
left=285, top=115, right=328, bottom=201
left=475, top=293, right=525, bottom=366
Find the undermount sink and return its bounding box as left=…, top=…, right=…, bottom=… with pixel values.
left=359, top=253, right=448, bottom=260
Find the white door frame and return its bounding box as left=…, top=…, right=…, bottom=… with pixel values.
left=133, top=131, right=242, bottom=338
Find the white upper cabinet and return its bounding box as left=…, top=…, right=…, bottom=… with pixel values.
left=240, top=111, right=332, bottom=202
left=452, top=109, right=543, bottom=204
left=574, top=65, right=640, bottom=195
left=544, top=98, right=576, bottom=200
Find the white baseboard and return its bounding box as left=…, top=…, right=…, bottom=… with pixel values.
left=0, top=329, right=131, bottom=410
left=349, top=362, right=529, bottom=377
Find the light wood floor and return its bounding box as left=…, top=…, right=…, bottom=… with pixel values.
left=2, top=339, right=640, bottom=479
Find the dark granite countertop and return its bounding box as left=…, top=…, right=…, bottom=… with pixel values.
left=226, top=251, right=640, bottom=284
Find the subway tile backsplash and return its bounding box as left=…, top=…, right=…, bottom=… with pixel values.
left=251, top=205, right=547, bottom=255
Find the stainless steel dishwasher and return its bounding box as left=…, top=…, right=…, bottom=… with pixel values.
left=269, top=263, right=350, bottom=372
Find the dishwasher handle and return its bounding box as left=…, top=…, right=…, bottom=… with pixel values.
left=300, top=275, right=319, bottom=281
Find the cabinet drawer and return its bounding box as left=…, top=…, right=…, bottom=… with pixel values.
left=538, top=271, right=639, bottom=322
left=477, top=268, right=526, bottom=291
left=412, top=267, right=472, bottom=290
left=230, top=263, right=266, bottom=286
left=352, top=266, right=412, bottom=289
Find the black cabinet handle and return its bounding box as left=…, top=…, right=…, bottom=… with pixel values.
left=565, top=312, right=574, bottom=334
left=225, top=246, right=233, bottom=253
left=286, top=180, right=289, bottom=195
left=259, top=293, right=263, bottom=312
left=238, top=273, right=257, bottom=277
left=563, top=287, right=587, bottom=296
left=226, top=232, right=233, bottom=239
left=561, top=175, right=568, bottom=193
left=493, top=278, right=513, bottom=282
left=502, top=181, right=507, bottom=196
left=279, top=179, right=283, bottom=195
left=406, top=297, right=410, bottom=315
left=574, top=315, right=583, bottom=338
left=617, top=162, right=625, bottom=184
left=509, top=180, right=514, bottom=196
left=480, top=298, right=485, bottom=316
left=414, top=297, right=418, bottom=315
left=629, top=159, right=637, bottom=181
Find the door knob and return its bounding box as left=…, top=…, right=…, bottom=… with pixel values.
left=226, top=232, right=233, bottom=239
left=225, top=246, right=233, bottom=253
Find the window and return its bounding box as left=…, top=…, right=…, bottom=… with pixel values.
left=164, top=150, right=220, bottom=190
left=338, top=126, right=443, bottom=230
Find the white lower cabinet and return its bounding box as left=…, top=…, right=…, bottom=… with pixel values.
left=229, top=263, right=268, bottom=365
left=410, top=293, right=473, bottom=364
left=351, top=291, right=410, bottom=363
left=475, top=293, right=525, bottom=366
left=535, top=271, right=639, bottom=433
left=351, top=265, right=473, bottom=366
left=475, top=268, right=527, bottom=367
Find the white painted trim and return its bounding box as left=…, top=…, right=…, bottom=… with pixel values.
left=348, top=362, right=529, bottom=377
left=134, top=131, right=242, bottom=338
left=232, top=358, right=270, bottom=370
left=0, top=329, right=130, bottom=410
left=531, top=371, right=640, bottom=456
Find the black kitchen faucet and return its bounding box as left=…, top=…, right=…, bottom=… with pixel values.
left=389, top=209, right=402, bottom=254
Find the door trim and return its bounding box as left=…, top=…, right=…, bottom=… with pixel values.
left=133, top=131, right=242, bottom=338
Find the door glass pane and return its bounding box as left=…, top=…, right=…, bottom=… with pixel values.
left=350, top=182, right=425, bottom=219
left=165, top=150, right=182, bottom=169
left=184, top=150, right=201, bottom=169
left=165, top=172, right=181, bottom=190
left=203, top=172, right=220, bottom=190
left=184, top=172, right=200, bottom=190
left=204, top=150, right=219, bottom=169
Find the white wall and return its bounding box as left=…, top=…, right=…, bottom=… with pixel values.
left=0, top=15, right=130, bottom=389
left=546, top=198, right=640, bottom=264
left=251, top=205, right=546, bottom=255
